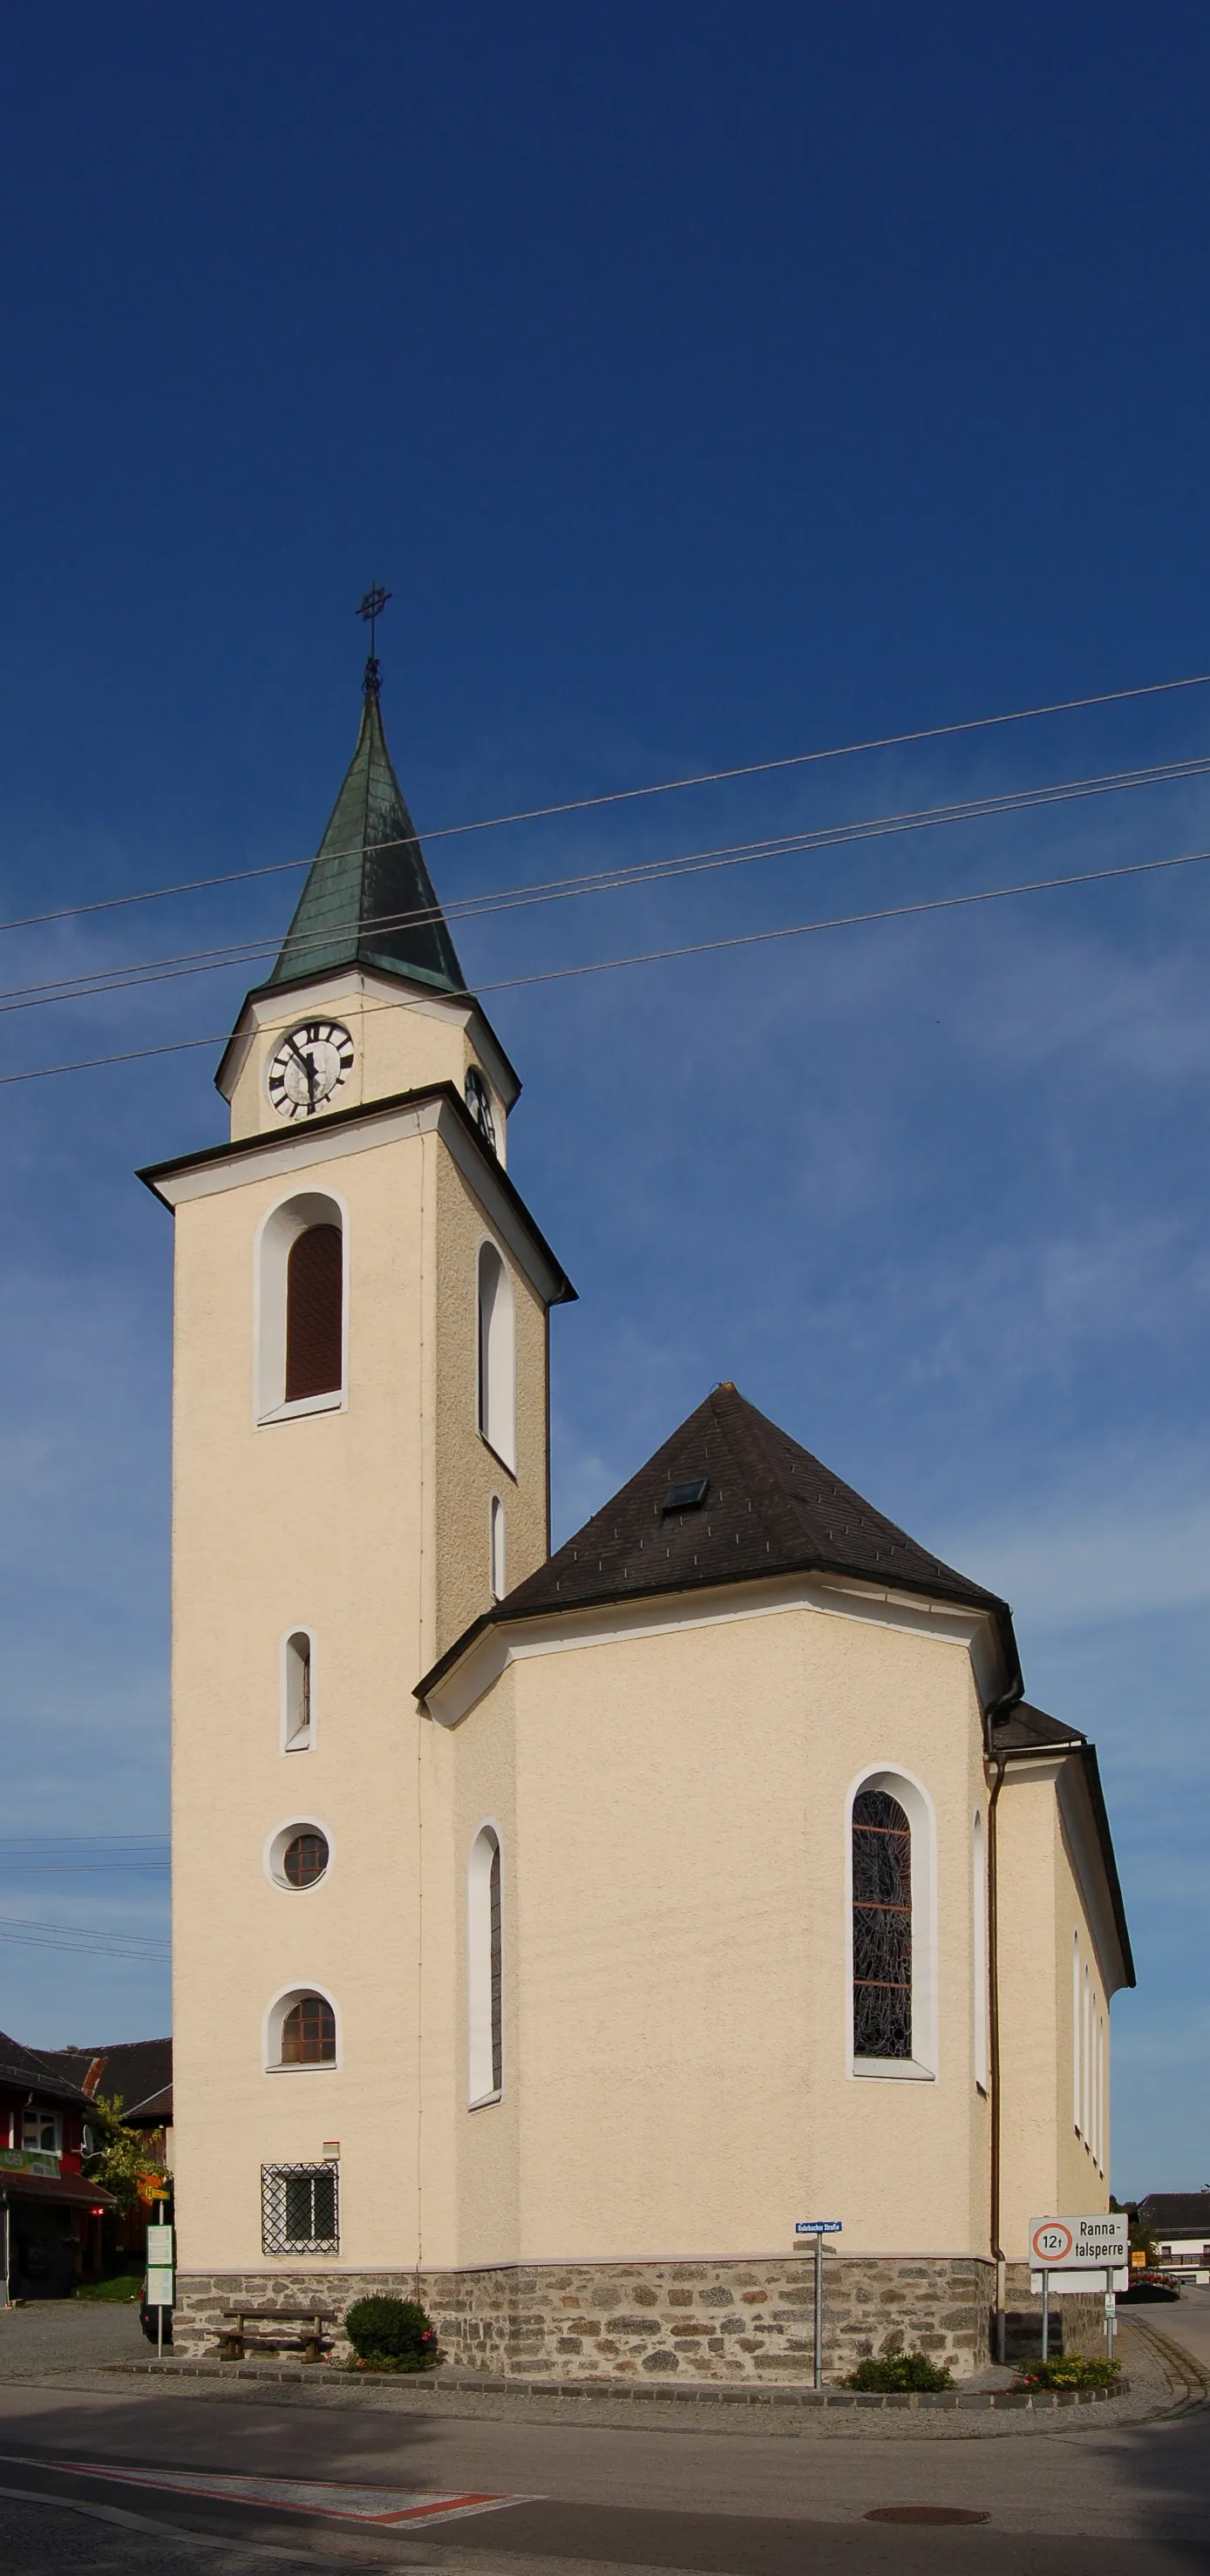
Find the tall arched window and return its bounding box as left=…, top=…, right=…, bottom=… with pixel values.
left=278, top=1993, right=336, bottom=2065
left=286, top=1224, right=343, bottom=1401
left=467, top=1826, right=502, bottom=2104
left=852, top=1788, right=913, bottom=2061
left=256, top=1191, right=345, bottom=1420
left=477, top=1243, right=515, bottom=1472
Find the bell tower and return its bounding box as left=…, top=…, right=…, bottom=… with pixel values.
left=141, top=649, right=573, bottom=2298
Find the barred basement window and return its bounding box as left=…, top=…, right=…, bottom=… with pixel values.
left=852, top=1788, right=913, bottom=2060
left=262, top=2162, right=339, bottom=2255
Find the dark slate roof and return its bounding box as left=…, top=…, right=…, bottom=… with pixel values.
left=0, top=2031, right=92, bottom=2106
left=266, top=688, right=466, bottom=999
left=506, top=1382, right=1009, bottom=1624
left=124, top=2081, right=173, bottom=2125
left=991, top=1701, right=1086, bottom=1752
left=1137, top=2193, right=1210, bottom=2235
left=39, top=2038, right=172, bottom=2114
left=419, top=1381, right=1019, bottom=1697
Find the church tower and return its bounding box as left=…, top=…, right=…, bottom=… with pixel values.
left=142, top=653, right=573, bottom=2287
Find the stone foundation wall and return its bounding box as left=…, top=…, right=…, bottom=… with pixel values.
left=175, top=2252, right=996, bottom=2383
left=1003, top=2261, right=1109, bottom=2362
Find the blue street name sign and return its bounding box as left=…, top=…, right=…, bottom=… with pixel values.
left=795, top=2220, right=842, bottom=2235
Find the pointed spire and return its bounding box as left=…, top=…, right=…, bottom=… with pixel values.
left=268, top=689, right=467, bottom=998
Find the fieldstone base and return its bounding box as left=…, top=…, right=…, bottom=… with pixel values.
left=174, top=2253, right=996, bottom=2383
left=1002, top=2261, right=1110, bottom=2363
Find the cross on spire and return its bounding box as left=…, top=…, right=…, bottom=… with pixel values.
left=356, top=583, right=392, bottom=696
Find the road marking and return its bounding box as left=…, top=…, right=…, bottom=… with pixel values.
left=0, top=2455, right=530, bottom=2528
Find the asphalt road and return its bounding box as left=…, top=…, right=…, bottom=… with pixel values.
left=0, top=2297, right=1205, bottom=2575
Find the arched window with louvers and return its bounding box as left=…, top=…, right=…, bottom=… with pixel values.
left=256, top=1191, right=346, bottom=1422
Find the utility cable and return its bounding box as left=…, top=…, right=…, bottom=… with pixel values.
left=0, top=667, right=1207, bottom=941
left=3, top=836, right=1208, bottom=1089
left=2, top=748, right=1208, bottom=1023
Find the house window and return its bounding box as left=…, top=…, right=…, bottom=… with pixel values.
left=285, top=1224, right=343, bottom=1402
left=852, top=1789, right=912, bottom=2060
left=467, top=1826, right=503, bottom=2104
left=262, top=2162, right=339, bottom=2255
left=284, top=1630, right=312, bottom=1749
left=279, top=1994, right=336, bottom=2065
left=490, top=1495, right=506, bottom=1601
left=22, top=2109, right=59, bottom=2153
left=283, top=1831, right=328, bottom=1888
left=477, top=1243, right=516, bottom=1472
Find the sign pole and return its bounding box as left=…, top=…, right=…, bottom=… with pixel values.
left=813, top=2234, right=823, bottom=2390
left=1041, top=2265, right=1049, bottom=2362
left=1105, top=2267, right=1114, bottom=2363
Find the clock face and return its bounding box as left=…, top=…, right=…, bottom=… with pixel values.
left=465, top=1064, right=497, bottom=1154
left=268, top=1020, right=355, bottom=1121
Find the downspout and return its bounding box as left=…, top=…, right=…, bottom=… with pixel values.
left=984, top=1681, right=1021, bottom=2367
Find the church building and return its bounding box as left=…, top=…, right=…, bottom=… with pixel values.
left=141, top=657, right=1133, bottom=2379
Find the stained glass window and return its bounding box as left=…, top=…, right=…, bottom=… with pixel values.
left=853, top=1789, right=912, bottom=2059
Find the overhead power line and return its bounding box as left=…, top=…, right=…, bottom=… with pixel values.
left=3, top=836, right=1208, bottom=1091
left=0, top=1913, right=169, bottom=1961
left=2, top=748, right=1208, bottom=1024
left=0, top=666, right=1207, bottom=943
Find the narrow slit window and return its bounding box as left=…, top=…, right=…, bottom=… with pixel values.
left=490, top=1495, right=506, bottom=1601
left=468, top=1827, right=503, bottom=2103
left=477, top=1243, right=515, bottom=1470
left=285, top=1632, right=311, bottom=1748
left=285, top=1224, right=343, bottom=1403
left=852, top=1789, right=913, bottom=2060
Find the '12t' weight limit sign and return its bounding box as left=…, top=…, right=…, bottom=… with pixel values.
left=1030, top=2220, right=1074, bottom=2267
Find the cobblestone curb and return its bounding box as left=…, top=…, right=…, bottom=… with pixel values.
left=99, top=2357, right=1127, bottom=2410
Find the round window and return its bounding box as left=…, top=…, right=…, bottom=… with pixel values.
left=282, top=1830, right=329, bottom=1888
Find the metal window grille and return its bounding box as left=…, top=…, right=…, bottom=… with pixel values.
left=262, top=2162, right=339, bottom=2255
left=852, top=1789, right=912, bottom=2059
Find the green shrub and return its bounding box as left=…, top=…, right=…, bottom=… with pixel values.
left=844, top=2351, right=954, bottom=2391
left=1013, top=2356, right=1121, bottom=2391
left=342, top=2295, right=438, bottom=2371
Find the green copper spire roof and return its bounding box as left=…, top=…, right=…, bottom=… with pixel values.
left=268, top=687, right=467, bottom=997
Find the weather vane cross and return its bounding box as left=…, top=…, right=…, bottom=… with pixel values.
left=357, top=582, right=392, bottom=695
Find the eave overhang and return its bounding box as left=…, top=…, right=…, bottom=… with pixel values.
left=416, top=1560, right=1017, bottom=1725
left=138, top=1080, right=576, bottom=1307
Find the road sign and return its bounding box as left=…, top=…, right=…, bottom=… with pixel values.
left=146, top=2220, right=173, bottom=2306
left=1030, top=2213, right=1128, bottom=2296
left=795, top=2220, right=842, bottom=2235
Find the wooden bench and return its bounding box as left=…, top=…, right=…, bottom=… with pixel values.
left=217, top=2306, right=337, bottom=2362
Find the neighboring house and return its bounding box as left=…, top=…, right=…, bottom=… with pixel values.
left=1136, top=2192, right=1210, bottom=2285
left=0, top=2032, right=112, bottom=2299
left=145, top=660, right=1134, bottom=2382
left=40, top=2040, right=173, bottom=2172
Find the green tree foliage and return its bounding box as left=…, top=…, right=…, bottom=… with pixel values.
left=82, top=2092, right=166, bottom=2209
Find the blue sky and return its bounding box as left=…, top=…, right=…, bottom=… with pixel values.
left=0, top=3, right=1207, bottom=2193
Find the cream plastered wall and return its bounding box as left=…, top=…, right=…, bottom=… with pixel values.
left=225, top=973, right=511, bottom=1153
left=168, top=1109, right=540, bottom=2277
left=994, top=1767, right=1111, bottom=2261
left=447, top=1594, right=996, bottom=2268
left=432, top=1144, right=549, bottom=1663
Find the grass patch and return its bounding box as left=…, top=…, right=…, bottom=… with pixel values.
left=75, top=2274, right=141, bottom=2302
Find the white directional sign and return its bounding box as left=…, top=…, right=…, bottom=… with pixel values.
left=1030, top=2212, right=1127, bottom=2295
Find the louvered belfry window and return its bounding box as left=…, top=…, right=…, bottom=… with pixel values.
left=285, top=1224, right=342, bottom=1403
left=852, top=1789, right=913, bottom=2059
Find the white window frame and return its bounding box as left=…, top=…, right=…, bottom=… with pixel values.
left=846, top=1764, right=938, bottom=2082
left=255, top=1189, right=349, bottom=1426
left=281, top=1626, right=316, bottom=1752
left=489, top=1494, right=506, bottom=1601
left=972, top=1807, right=989, bottom=2092
left=263, top=1983, right=341, bottom=2074
left=467, top=1820, right=503, bottom=2107
left=21, top=2108, right=60, bottom=2153
left=264, top=1817, right=335, bottom=1893
left=476, top=1240, right=516, bottom=1475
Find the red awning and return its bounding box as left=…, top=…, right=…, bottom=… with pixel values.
left=0, top=2173, right=114, bottom=2210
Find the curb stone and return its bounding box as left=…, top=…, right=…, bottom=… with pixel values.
left=98, top=2360, right=1127, bottom=2410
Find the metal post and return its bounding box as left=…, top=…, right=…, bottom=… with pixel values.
left=1041, top=2266, right=1049, bottom=2362
left=813, top=2234, right=823, bottom=2389
left=157, top=2298, right=163, bottom=2359
left=1105, top=2266, right=1114, bottom=2362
